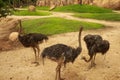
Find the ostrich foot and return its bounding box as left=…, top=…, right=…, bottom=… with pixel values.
left=31, top=61, right=39, bottom=66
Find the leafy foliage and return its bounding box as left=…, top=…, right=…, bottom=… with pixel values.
left=0, top=0, right=11, bottom=17
left=0, top=0, right=38, bottom=17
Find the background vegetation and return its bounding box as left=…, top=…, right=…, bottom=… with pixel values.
left=21, top=17, right=104, bottom=35
left=52, top=4, right=113, bottom=13
left=12, top=10, right=51, bottom=16
left=0, top=0, right=37, bottom=17
left=73, top=13, right=120, bottom=21
left=1, top=0, right=119, bottom=36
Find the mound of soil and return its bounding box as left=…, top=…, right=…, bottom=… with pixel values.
left=0, top=18, right=21, bottom=51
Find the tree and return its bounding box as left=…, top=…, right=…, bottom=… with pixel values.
left=0, top=0, right=11, bottom=17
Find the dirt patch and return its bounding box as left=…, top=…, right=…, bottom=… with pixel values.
left=0, top=39, right=22, bottom=52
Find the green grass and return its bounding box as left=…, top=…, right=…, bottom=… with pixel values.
left=12, top=10, right=51, bottom=16
left=53, top=4, right=113, bottom=13
left=73, top=13, right=120, bottom=21
left=21, top=6, right=50, bottom=11
left=22, top=17, right=104, bottom=35
left=36, top=6, right=50, bottom=10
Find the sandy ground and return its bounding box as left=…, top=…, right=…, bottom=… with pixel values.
left=0, top=12, right=120, bottom=80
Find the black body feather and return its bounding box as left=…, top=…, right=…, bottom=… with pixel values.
left=41, top=27, right=83, bottom=65
left=18, top=33, right=48, bottom=47
left=41, top=44, right=82, bottom=64
left=82, top=34, right=110, bottom=64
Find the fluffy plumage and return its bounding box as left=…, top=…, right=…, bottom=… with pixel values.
left=41, top=44, right=81, bottom=65
left=82, top=34, right=110, bottom=68
left=40, top=27, right=83, bottom=80
left=18, top=33, right=48, bottom=47
left=18, top=33, right=48, bottom=64
left=9, top=20, right=48, bottom=64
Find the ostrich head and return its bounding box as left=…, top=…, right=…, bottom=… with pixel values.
left=9, top=32, right=19, bottom=41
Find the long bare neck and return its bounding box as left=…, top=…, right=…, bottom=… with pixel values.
left=18, top=20, right=23, bottom=34
left=74, top=27, right=83, bottom=57
left=78, top=27, right=83, bottom=49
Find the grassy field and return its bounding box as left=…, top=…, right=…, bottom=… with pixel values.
left=13, top=5, right=116, bottom=35
left=22, top=4, right=112, bottom=13
left=36, top=4, right=120, bottom=21
left=14, top=4, right=120, bottom=21
left=21, top=6, right=50, bottom=10
left=73, top=13, right=120, bottom=21
left=53, top=4, right=112, bottom=13
left=21, top=17, right=104, bottom=35
left=47, top=4, right=119, bottom=21
left=12, top=10, right=51, bottom=16
left=36, top=6, right=49, bottom=10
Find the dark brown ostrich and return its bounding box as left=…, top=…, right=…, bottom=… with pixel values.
left=40, top=27, right=83, bottom=80
left=82, top=34, right=110, bottom=68
left=18, top=20, right=48, bottom=64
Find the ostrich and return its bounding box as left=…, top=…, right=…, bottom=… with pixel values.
left=81, top=34, right=110, bottom=68
left=40, top=27, right=83, bottom=80
left=9, top=20, right=48, bottom=64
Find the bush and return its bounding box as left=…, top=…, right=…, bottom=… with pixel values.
left=0, top=0, right=11, bottom=17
